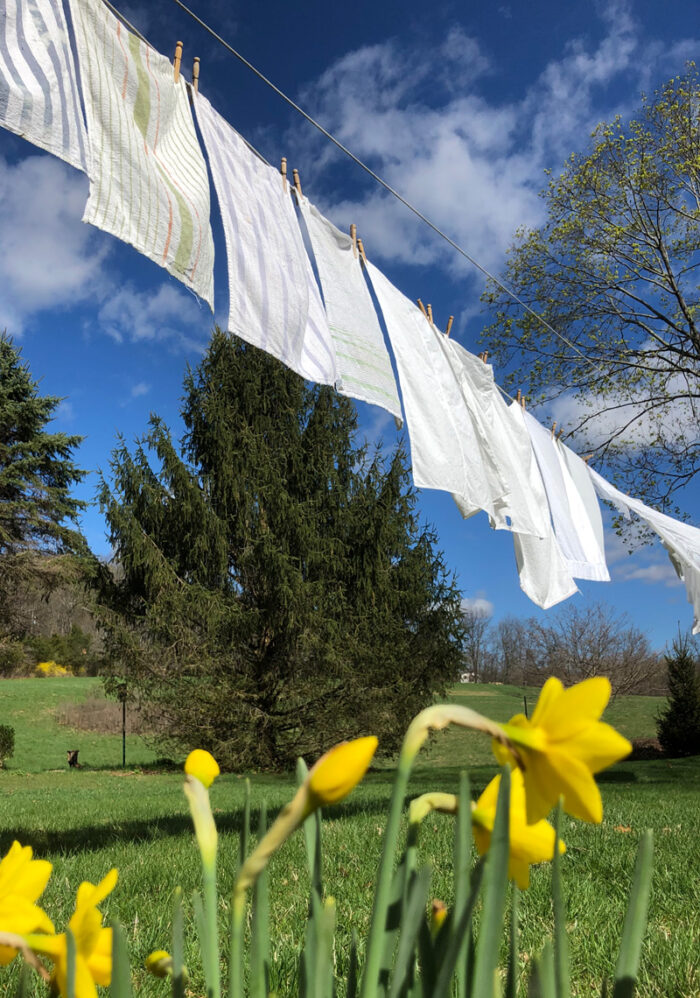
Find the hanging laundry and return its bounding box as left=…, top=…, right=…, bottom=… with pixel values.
left=440, top=339, right=549, bottom=538
left=194, top=92, right=337, bottom=385
left=507, top=403, right=578, bottom=608
left=68, top=0, right=214, bottom=308
left=589, top=466, right=700, bottom=635
left=365, top=260, right=493, bottom=508
left=297, top=200, right=402, bottom=421
left=523, top=411, right=609, bottom=582
left=0, top=0, right=87, bottom=171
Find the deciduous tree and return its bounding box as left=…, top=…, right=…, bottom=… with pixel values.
left=482, top=67, right=700, bottom=511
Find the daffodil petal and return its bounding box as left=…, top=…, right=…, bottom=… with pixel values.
left=539, top=749, right=603, bottom=823
left=471, top=823, right=491, bottom=858
left=509, top=856, right=531, bottom=889
left=0, top=944, right=19, bottom=965
left=529, top=677, right=564, bottom=728
left=74, top=954, right=100, bottom=998
left=25, top=931, right=66, bottom=958
left=520, top=750, right=559, bottom=824
left=560, top=722, right=631, bottom=773
left=87, top=928, right=113, bottom=986
left=0, top=896, right=54, bottom=935
left=475, top=773, right=501, bottom=813
left=545, top=677, right=612, bottom=741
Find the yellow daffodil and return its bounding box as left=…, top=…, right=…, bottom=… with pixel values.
left=27, top=868, right=117, bottom=998
left=471, top=769, right=564, bottom=889
left=0, top=841, right=54, bottom=965
left=184, top=749, right=220, bottom=788
left=308, top=736, right=379, bottom=806
left=492, top=677, right=632, bottom=824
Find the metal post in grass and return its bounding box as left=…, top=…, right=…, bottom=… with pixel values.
left=117, top=683, right=128, bottom=768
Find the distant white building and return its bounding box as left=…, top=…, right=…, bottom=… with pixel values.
left=459, top=670, right=476, bottom=684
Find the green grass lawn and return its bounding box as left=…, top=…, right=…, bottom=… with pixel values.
left=1, top=678, right=698, bottom=997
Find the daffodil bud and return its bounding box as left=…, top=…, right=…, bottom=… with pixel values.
left=145, top=950, right=173, bottom=978
left=184, top=749, right=220, bottom=788
left=307, top=736, right=378, bottom=807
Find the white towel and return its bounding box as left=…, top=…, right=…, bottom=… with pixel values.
left=589, top=466, right=700, bottom=634
left=69, top=0, right=214, bottom=308
left=0, top=0, right=87, bottom=171
left=523, top=411, right=609, bottom=581
left=194, top=93, right=337, bottom=384
left=366, top=260, right=493, bottom=506
left=299, top=200, right=402, bottom=420
left=441, top=339, right=550, bottom=538
left=507, top=403, right=578, bottom=608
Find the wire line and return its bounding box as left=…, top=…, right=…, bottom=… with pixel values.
left=168, top=0, right=600, bottom=373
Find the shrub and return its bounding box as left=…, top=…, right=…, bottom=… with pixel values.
left=35, top=660, right=70, bottom=678
left=656, top=634, right=700, bottom=757
left=0, top=725, right=14, bottom=767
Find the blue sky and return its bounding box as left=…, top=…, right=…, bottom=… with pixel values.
left=1, top=0, right=698, bottom=649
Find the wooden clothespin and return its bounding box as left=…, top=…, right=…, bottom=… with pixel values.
left=173, top=41, right=183, bottom=84
left=557, top=427, right=564, bottom=440
left=550, top=422, right=557, bottom=439
left=192, top=57, right=200, bottom=93
left=292, top=168, right=303, bottom=199
left=482, top=350, right=489, bottom=364
left=445, top=315, right=454, bottom=338
left=350, top=223, right=357, bottom=260
left=280, top=157, right=288, bottom=192
left=583, top=453, right=593, bottom=463
left=516, top=389, right=522, bottom=404
left=426, top=304, right=434, bottom=325
left=417, top=298, right=428, bottom=319
left=521, top=396, right=526, bottom=410
left=357, top=237, right=367, bottom=266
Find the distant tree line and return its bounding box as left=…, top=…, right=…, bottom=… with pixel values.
left=460, top=602, right=667, bottom=696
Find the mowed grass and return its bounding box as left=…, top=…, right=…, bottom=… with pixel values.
left=1, top=678, right=699, bottom=997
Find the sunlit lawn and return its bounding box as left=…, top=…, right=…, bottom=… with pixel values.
left=1, top=678, right=698, bottom=996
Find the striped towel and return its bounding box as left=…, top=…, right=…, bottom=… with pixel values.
left=299, top=199, right=402, bottom=421
left=69, top=0, right=214, bottom=308
left=0, top=0, right=87, bottom=171
left=194, top=91, right=337, bottom=385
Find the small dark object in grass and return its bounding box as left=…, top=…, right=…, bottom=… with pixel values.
left=628, top=737, right=666, bottom=761
left=67, top=749, right=81, bottom=768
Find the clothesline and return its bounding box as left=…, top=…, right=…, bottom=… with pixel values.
left=1, top=0, right=698, bottom=634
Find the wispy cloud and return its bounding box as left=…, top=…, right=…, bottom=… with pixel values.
left=96, top=283, right=213, bottom=352
left=0, top=155, right=110, bottom=335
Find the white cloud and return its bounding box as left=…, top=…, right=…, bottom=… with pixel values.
left=461, top=595, right=494, bottom=618
left=130, top=381, right=151, bottom=399
left=0, top=155, right=110, bottom=335
left=603, top=523, right=681, bottom=587
left=96, top=283, right=212, bottom=352
left=287, top=2, right=696, bottom=290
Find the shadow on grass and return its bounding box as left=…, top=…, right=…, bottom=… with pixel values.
left=0, top=765, right=498, bottom=857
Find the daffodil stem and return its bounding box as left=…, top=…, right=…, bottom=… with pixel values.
left=359, top=749, right=412, bottom=998
left=229, top=895, right=245, bottom=998
left=203, top=863, right=221, bottom=998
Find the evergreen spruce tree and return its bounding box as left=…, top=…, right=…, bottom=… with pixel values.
left=99, top=330, right=465, bottom=768
left=0, top=333, right=86, bottom=556
left=0, top=333, right=87, bottom=641
left=656, top=634, right=700, bottom=757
